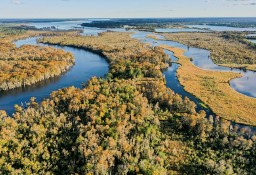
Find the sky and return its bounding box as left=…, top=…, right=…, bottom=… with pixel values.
left=0, top=0, right=256, bottom=18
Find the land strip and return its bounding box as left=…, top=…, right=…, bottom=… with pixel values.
left=160, top=44, right=256, bottom=126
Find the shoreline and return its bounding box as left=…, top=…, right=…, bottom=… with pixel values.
left=161, top=44, right=256, bottom=126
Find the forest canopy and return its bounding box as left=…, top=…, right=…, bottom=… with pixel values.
left=0, top=29, right=255, bottom=174
left=0, top=27, right=76, bottom=91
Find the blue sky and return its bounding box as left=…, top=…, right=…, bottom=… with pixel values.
left=1, top=0, right=256, bottom=18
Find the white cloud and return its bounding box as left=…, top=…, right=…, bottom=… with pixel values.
left=11, top=0, right=23, bottom=5
left=225, top=0, right=256, bottom=6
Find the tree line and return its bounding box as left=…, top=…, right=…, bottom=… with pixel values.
left=0, top=26, right=77, bottom=91
left=0, top=31, right=255, bottom=174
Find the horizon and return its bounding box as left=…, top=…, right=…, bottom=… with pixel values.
left=1, top=17, right=256, bottom=19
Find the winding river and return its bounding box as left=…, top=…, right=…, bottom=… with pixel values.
left=0, top=37, right=109, bottom=114
left=0, top=27, right=255, bottom=131
left=132, top=32, right=256, bottom=130
left=132, top=32, right=256, bottom=98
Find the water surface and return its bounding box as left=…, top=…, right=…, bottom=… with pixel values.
left=132, top=32, right=256, bottom=131
left=132, top=32, right=256, bottom=98
left=187, top=24, right=256, bottom=32
left=1, top=21, right=255, bottom=128
left=249, top=39, right=256, bottom=44
left=0, top=37, right=109, bottom=114
left=156, top=28, right=208, bottom=33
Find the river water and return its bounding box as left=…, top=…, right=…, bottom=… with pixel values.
left=0, top=37, right=109, bottom=114
left=187, top=24, right=256, bottom=32
left=132, top=32, right=256, bottom=98
left=249, top=39, right=256, bottom=44
left=132, top=32, right=256, bottom=131
left=0, top=21, right=255, bottom=130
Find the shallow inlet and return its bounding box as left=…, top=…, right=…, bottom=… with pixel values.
left=0, top=29, right=255, bottom=130
left=132, top=31, right=256, bottom=131
left=132, top=32, right=256, bottom=98
left=187, top=24, right=256, bottom=32
left=0, top=37, right=109, bottom=114
left=23, top=19, right=256, bottom=98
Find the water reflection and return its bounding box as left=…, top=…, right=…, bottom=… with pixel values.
left=132, top=31, right=256, bottom=131
left=132, top=32, right=256, bottom=98
left=0, top=37, right=109, bottom=114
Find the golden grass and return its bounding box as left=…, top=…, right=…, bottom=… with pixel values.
left=147, top=34, right=161, bottom=40
left=160, top=33, right=256, bottom=69
left=219, top=64, right=256, bottom=72
left=160, top=44, right=256, bottom=126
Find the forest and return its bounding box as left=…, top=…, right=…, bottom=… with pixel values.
left=0, top=26, right=77, bottom=91
left=0, top=30, right=255, bottom=174
left=38, top=32, right=170, bottom=79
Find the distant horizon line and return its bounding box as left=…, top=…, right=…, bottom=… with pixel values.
left=1, top=17, right=256, bottom=20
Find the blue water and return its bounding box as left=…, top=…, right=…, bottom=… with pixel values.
left=132, top=32, right=256, bottom=98
left=249, top=39, right=256, bottom=43
left=25, top=20, right=127, bottom=36
left=156, top=28, right=208, bottom=33
left=0, top=37, right=109, bottom=114
left=132, top=32, right=256, bottom=131
left=1, top=19, right=255, bottom=129
left=187, top=24, right=256, bottom=32
left=132, top=32, right=214, bottom=114
left=24, top=19, right=110, bottom=29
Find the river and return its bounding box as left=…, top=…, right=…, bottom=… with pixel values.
left=131, top=32, right=256, bottom=98
left=131, top=31, right=256, bottom=130
left=187, top=24, right=256, bottom=32
left=0, top=23, right=255, bottom=130
left=0, top=37, right=109, bottom=114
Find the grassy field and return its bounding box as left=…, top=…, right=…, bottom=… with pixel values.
left=160, top=33, right=256, bottom=71
left=219, top=64, right=256, bottom=71
left=160, top=44, right=256, bottom=126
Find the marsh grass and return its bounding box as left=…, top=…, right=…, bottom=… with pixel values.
left=161, top=45, right=256, bottom=126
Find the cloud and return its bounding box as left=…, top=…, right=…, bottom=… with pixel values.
left=225, top=0, right=256, bottom=5
left=11, top=0, right=23, bottom=5
left=9, top=0, right=71, bottom=5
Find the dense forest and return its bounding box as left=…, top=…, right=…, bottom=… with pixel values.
left=38, top=32, right=170, bottom=79
left=1, top=78, right=256, bottom=174
left=0, top=27, right=76, bottom=91
left=80, top=18, right=256, bottom=29
left=0, top=31, right=255, bottom=174
left=161, top=32, right=256, bottom=71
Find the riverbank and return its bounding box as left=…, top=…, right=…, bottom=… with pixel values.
left=219, top=63, right=256, bottom=71
left=1, top=30, right=256, bottom=174
left=38, top=32, right=171, bottom=79
left=160, top=32, right=256, bottom=71
left=1, top=31, right=202, bottom=174
left=0, top=37, right=109, bottom=115
left=0, top=27, right=81, bottom=91
left=161, top=44, right=256, bottom=126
